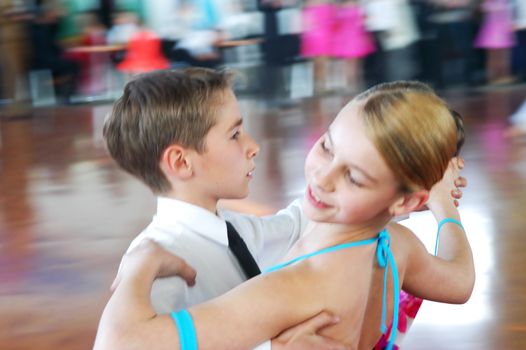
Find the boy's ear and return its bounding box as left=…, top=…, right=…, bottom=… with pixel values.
left=160, top=144, right=193, bottom=180
left=388, top=189, right=429, bottom=217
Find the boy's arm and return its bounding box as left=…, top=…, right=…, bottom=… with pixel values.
left=402, top=158, right=475, bottom=303
left=218, top=198, right=277, bottom=216
left=222, top=199, right=306, bottom=270
left=256, top=199, right=307, bottom=267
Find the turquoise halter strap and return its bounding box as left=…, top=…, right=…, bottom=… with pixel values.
left=264, top=236, right=378, bottom=273
left=265, top=228, right=400, bottom=350
left=171, top=229, right=400, bottom=350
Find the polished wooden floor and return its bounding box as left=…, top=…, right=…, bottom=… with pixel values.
left=1, top=84, right=526, bottom=349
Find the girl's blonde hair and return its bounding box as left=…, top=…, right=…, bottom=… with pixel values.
left=355, top=81, right=458, bottom=192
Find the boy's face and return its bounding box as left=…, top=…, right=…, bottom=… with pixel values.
left=190, top=90, right=260, bottom=207
left=303, top=101, right=402, bottom=226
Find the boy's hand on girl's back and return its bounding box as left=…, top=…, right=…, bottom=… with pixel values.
left=111, top=240, right=197, bottom=292
left=272, top=311, right=350, bottom=350
left=427, top=157, right=465, bottom=212
left=416, top=156, right=467, bottom=212
left=451, top=157, right=467, bottom=207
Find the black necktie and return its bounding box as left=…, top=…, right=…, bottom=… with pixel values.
left=226, top=221, right=261, bottom=279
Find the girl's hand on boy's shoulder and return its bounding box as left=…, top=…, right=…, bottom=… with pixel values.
left=110, top=240, right=197, bottom=292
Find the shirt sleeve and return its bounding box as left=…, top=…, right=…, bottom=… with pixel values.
left=253, top=340, right=272, bottom=350
left=123, top=230, right=190, bottom=314
left=224, top=198, right=307, bottom=270
left=258, top=198, right=307, bottom=269
left=151, top=276, right=189, bottom=314
left=393, top=213, right=410, bottom=222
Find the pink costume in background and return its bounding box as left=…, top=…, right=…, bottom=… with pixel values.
left=300, top=3, right=336, bottom=57
left=331, top=3, right=375, bottom=58
left=474, top=0, right=515, bottom=49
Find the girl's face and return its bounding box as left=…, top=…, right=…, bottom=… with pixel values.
left=303, top=101, right=402, bottom=226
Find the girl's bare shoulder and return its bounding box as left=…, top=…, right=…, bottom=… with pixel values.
left=386, top=221, right=416, bottom=239
left=386, top=222, right=425, bottom=254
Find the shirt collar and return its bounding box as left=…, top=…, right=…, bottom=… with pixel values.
left=154, top=197, right=229, bottom=246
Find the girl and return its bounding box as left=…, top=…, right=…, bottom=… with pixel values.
left=95, top=81, right=475, bottom=350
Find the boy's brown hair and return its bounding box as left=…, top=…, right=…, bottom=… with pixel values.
left=103, top=68, right=235, bottom=194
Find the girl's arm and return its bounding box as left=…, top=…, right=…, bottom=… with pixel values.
left=94, top=241, right=193, bottom=350
left=402, top=158, right=475, bottom=304
left=94, top=241, right=327, bottom=350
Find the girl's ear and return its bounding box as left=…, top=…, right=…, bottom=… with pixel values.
left=159, top=144, right=193, bottom=180
left=388, top=189, right=429, bottom=217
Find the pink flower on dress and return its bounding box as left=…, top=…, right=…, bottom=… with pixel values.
left=399, top=291, right=424, bottom=318
left=373, top=291, right=424, bottom=349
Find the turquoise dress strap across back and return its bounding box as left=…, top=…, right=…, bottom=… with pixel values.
left=265, top=228, right=399, bottom=350
left=171, top=229, right=400, bottom=350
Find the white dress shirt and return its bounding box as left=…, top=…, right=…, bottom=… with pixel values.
left=125, top=197, right=307, bottom=350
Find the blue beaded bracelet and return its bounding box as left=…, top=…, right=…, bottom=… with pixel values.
left=434, top=218, right=464, bottom=256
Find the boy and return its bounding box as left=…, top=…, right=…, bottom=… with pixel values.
left=103, top=67, right=346, bottom=350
